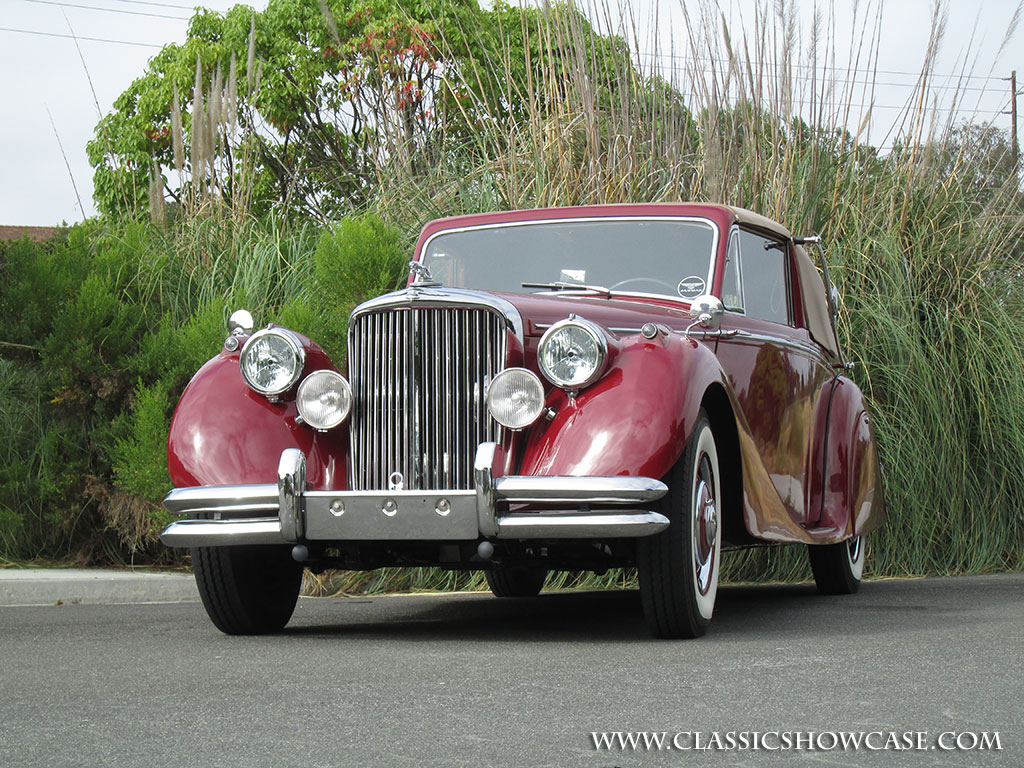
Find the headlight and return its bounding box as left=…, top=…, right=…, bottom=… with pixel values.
left=297, top=370, right=352, bottom=430
left=537, top=317, right=608, bottom=390
left=486, top=368, right=545, bottom=429
left=239, top=328, right=305, bottom=396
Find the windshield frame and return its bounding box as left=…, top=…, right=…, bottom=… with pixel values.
left=417, top=215, right=722, bottom=305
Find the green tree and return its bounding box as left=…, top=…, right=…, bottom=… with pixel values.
left=935, top=122, right=1020, bottom=200
left=88, top=0, right=484, bottom=219
left=88, top=0, right=651, bottom=221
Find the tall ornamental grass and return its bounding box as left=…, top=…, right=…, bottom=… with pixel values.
left=350, top=0, right=1024, bottom=590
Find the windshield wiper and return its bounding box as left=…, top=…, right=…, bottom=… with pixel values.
left=522, top=281, right=612, bottom=297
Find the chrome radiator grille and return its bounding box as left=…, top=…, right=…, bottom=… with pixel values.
left=349, top=306, right=508, bottom=491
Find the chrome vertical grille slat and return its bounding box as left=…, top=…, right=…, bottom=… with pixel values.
left=349, top=304, right=509, bottom=491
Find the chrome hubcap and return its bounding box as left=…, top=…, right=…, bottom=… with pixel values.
left=693, top=454, right=718, bottom=596
left=847, top=535, right=863, bottom=564
left=702, top=498, right=718, bottom=550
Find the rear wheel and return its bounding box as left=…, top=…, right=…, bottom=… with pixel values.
left=637, top=411, right=721, bottom=638
left=191, top=545, right=303, bottom=635
left=485, top=567, right=548, bottom=597
left=808, top=535, right=865, bottom=594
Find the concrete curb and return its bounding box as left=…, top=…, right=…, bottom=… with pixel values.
left=0, top=568, right=200, bottom=606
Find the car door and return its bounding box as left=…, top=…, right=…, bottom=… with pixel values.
left=714, top=226, right=836, bottom=529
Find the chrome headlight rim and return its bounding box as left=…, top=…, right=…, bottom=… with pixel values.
left=537, top=316, right=609, bottom=391
left=239, top=328, right=306, bottom=396
left=486, top=367, right=546, bottom=430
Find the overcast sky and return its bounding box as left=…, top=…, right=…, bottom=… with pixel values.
left=1, top=0, right=1021, bottom=226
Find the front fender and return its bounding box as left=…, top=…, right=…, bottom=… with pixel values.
left=518, top=333, right=727, bottom=480
left=167, top=338, right=348, bottom=490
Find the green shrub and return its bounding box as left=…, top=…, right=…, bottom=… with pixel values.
left=311, top=214, right=409, bottom=361
left=0, top=361, right=47, bottom=556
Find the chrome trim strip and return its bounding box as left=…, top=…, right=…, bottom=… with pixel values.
left=417, top=216, right=720, bottom=305
left=160, top=518, right=285, bottom=546
left=162, top=484, right=278, bottom=516
left=716, top=329, right=829, bottom=362
left=493, top=475, right=667, bottom=504
left=535, top=323, right=826, bottom=362
left=350, top=287, right=525, bottom=339
left=495, top=511, right=670, bottom=539
left=534, top=323, right=829, bottom=362
left=159, top=505, right=670, bottom=545
left=537, top=324, right=651, bottom=335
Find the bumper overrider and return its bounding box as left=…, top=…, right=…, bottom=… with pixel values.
left=160, top=443, right=669, bottom=547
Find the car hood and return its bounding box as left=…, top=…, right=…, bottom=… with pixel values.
left=494, top=291, right=695, bottom=337
left=354, top=286, right=697, bottom=340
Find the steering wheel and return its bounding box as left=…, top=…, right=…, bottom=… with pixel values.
left=610, top=277, right=675, bottom=293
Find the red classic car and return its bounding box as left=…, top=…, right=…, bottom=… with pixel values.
left=161, top=203, right=886, bottom=638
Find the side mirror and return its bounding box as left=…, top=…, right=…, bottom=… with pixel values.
left=688, top=294, right=725, bottom=331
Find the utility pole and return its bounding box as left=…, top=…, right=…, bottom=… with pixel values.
left=1012, top=70, right=1019, bottom=177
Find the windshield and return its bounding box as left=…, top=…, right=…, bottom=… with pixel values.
left=420, top=217, right=718, bottom=301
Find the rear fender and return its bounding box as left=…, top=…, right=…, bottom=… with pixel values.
left=809, top=376, right=886, bottom=536
left=167, top=335, right=348, bottom=490
left=518, top=333, right=727, bottom=479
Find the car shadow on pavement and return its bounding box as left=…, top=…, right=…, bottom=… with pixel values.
left=283, top=578, right=965, bottom=643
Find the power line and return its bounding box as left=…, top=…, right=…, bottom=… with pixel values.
left=19, top=0, right=190, bottom=21
left=652, top=61, right=1006, bottom=94
left=103, top=0, right=198, bottom=9
left=637, top=50, right=1003, bottom=83
left=0, top=26, right=162, bottom=46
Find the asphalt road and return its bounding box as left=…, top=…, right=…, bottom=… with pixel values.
left=1, top=574, right=1021, bottom=767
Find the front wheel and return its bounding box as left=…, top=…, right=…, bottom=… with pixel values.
left=637, top=411, right=722, bottom=638
left=485, top=567, right=548, bottom=597
left=808, top=535, right=865, bottom=594
left=191, top=545, right=303, bottom=635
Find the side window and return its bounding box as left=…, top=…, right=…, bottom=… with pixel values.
left=737, top=229, right=790, bottom=324
left=722, top=230, right=743, bottom=311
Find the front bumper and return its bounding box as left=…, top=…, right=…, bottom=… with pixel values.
left=160, top=443, right=669, bottom=547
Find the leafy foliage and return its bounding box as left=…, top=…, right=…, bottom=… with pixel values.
left=87, top=0, right=640, bottom=222
left=88, top=0, right=485, bottom=219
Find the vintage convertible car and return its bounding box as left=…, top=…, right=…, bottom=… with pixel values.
left=161, top=203, right=885, bottom=638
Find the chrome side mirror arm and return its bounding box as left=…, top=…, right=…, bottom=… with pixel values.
left=685, top=294, right=725, bottom=337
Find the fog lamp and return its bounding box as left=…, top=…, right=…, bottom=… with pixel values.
left=296, top=370, right=352, bottom=430
left=486, top=368, right=545, bottom=430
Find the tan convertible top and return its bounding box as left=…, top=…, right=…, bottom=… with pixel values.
left=793, top=244, right=839, bottom=357
left=727, top=206, right=839, bottom=358
left=728, top=206, right=793, bottom=239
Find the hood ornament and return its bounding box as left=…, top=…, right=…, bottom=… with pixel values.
left=408, top=260, right=440, bottom=288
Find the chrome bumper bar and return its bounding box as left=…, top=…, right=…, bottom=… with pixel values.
left=160, top=443, right=669, bottom=547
